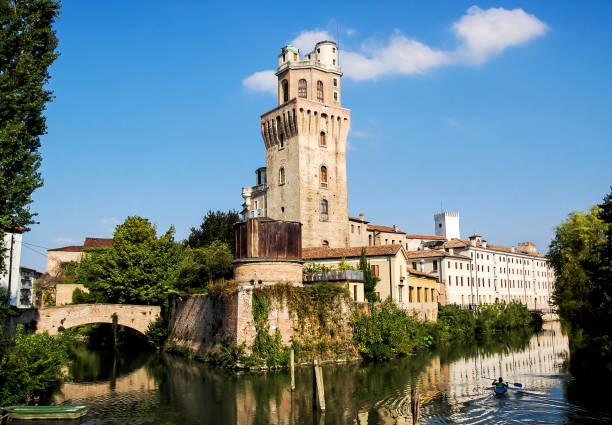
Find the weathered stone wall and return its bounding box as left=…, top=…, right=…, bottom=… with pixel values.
left=36, top=304, right=160, bottom=335
left=55, top=283, right=88, bottom=306
left=167, top=295, right=238, bottom=355
left=168, top=285, right=355, bottom=358
left=233, top=260, right=303, bottom=285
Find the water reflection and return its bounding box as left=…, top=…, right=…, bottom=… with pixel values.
left=55, top=322, right=612, bottom=424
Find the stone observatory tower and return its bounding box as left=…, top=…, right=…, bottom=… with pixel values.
left=259, top=41, right=351, bottom=249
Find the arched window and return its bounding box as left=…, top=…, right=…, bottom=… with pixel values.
left=320, top=166, right=327, bottom=187
left=298, top=79, right=307, bottom=98
left=317, top=81, right=323, bottom=102
left=320, top=199, right=328, bottom=220
left=319, top=131, right=326, bottom=146
left=279, top=167, right=285, bottom=185
left=283, top=80, right=289, bottom=101
left=322, top=240, right=329, bottom=247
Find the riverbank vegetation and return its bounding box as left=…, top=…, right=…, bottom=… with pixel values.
left=549, top=187, right=612, bottom=375
left=351, top=299, right=538, bottom=360
left=0, top=288, right=73, bottom=406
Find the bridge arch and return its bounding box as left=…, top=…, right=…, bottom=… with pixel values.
left=36, top=304, right=161, bottom=336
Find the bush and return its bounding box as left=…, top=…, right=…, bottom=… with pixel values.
left=0, top=326, right=73, bottom=405
left=351, top=299, right=434, bottom=360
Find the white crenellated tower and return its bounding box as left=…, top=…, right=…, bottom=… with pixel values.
left=260, top=40, right=350, bottom=248
left=434, top=212, right=461, bottom=240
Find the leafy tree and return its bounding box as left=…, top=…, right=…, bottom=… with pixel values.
left=0, top=0, right=61, bottom=272
left=549, top=189, right=612, bottom=371
left=358, top=248, right=379, bottom=303
left=185, top=209, right=240, bottom=253
left=0, top=325, right=72, bottom=406
left=175, top=240, right=233, bottom=292
left=74, top=216, right=184, bottom=305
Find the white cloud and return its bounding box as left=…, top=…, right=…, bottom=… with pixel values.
left=345, top=28, right=357, bottom=36
left=242, top=70, right=277, bottom=95
left=54, top=237, right=74, bottom=244
left=342, top=36, right=451, bottom=81
left=243, top=6, right=548, bottom=88
left=291, top=30, right=334, bottom=54
left=452, top=6, right=549, bottom=64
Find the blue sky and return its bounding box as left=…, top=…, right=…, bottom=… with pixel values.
left=20, top=0, right=612, bottom=271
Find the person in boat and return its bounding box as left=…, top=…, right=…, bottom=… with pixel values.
left=493, top=377, right=508, bottom=389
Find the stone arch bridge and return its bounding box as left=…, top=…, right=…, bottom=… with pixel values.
left=36, top=304, right=161, bottom=335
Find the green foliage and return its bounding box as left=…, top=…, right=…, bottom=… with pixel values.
left=0, top=286, right=15, bottom=319
left=549, top=188, right=612, bottom=371
left=175, top=241, right=233, bottom=292
left=352, top=300, right=535, bottom=361
left=0, top=0, right=61, bottom=271
left=359, top=248, right=379, bottom=303
left=145, top=316, right=168, bottom=351
left=437, top=303, right=476, bottom=337
left=474, top=300, right=532, bottom=333
left=71, top=287, right=95, bottom=304
left=43, top=290, right=55, bottom=306
left=351, top=299, right=435, bottom=360
left=0, top=325, right=72, bottom=406
left=185, top=209, right=240, bottom=253
left=74, top=216, right=184, bottom=305
left=252, top=290, right=269, bottom=326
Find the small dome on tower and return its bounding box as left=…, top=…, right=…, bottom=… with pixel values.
left=278, top=45, right=300, bottom=66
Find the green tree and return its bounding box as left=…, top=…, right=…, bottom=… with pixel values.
left=0, top=0, right=61, bottom=272
left=185, top=209, right=240, bottom=253
left=549, top=190, right=612, bottom=370
left=359, top=248, right=379, bottom=303
left=175, top=240, right=233, bottom=292
left=0, top=325, right=72, bottom=405
left=74, top=216, right=184, bottom=305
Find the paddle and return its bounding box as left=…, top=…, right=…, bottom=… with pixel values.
left=481, top=376, right=523, bottom=388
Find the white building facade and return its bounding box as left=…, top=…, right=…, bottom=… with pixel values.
left=1, top=231, right=23, bottom=307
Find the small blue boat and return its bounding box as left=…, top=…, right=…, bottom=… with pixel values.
left=494, top=386, right=508, bottom=396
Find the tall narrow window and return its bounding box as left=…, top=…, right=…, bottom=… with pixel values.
left=279, top=167, right=285, bottom=185
left=320, top=131, right=326, bottom=146
left=282, top=80, right=288, bottom=103
left=317, top=80, right=323, bottom=102
left=320, top=165, right=327, bottom=187
left=298, top=79, right=307, bottom=98
left=320, top=199, right=328, bottom=218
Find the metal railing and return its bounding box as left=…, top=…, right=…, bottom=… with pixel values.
left=303, top=269, right=364, bottom=283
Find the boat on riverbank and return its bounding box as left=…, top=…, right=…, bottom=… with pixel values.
left=2, top=404, right=89, bottom=420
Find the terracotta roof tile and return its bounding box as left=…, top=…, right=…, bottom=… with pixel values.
left=405, top=249, right=471, bottom=260
left=405, top=234, right=446, bottom=240
left=441, top=239, right=547, bottom=258
left=48, top=245, right=83, bottom=252
left=83, top=237, right=113, bottom=249
left=303, top=244, right=402, bottom=259
left=348, top=216, right=369, bottom=223
left=406, top=267, right=438, bottom=280
left=367, top=224, right=405, bottom=234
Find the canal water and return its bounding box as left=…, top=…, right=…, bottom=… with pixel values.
left=35, top=322, right=612, bottom=424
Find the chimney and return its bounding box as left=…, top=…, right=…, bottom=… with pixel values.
left=482, top=240, right=487, bottom=249
left=393, top=224, right=399, bottom=232
left=449, top=248, right=454, bottom=255
left=359, top=213, right=364, bottom=221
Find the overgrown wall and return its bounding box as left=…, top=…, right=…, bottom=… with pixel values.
left=167, top=284, right=357, bottom=361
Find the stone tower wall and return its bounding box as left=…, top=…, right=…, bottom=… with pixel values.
left=261, top=98, right=350, bottom=248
